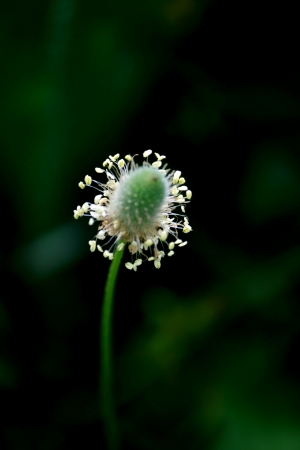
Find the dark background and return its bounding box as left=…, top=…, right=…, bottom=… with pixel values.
left=1, top=0, right=300, bottom=449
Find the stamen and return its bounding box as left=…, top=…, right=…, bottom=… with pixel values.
left=84, top=175, right=92, bottom=185
left=143, top=149, right=152, bottom=157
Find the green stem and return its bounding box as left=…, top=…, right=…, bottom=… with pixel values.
left=100, top=244, right=125, bottom=450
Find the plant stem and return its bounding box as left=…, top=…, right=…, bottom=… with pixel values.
left=100, top=244, right=125, bottom=450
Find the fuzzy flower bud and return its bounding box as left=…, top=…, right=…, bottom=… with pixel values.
left=109, top=167, right=168, bottom=236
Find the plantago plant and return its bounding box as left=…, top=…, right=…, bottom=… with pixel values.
left=74, top=150, right=192, bottom=449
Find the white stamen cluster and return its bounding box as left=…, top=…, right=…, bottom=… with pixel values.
left=74, top=150, right=192, bottom=270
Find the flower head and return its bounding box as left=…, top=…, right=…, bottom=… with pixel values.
left=74, top=150, right=192, bottom=270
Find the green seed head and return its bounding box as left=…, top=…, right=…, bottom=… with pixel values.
left=110, top=166, right=168, bottom=235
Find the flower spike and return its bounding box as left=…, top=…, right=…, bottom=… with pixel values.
left=74, top=151, right=192, bottom=270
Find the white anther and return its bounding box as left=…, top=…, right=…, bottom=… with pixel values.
left=103, top=250, right=110, bottom=258
left=78, top=181, right=85, bottom=189
left=118, top=159, right=125, bottom=169
left=159, top=230, right=168, bottom=241
left=178, top=241, right=187, bottom=247
left=89, top=218, right=95, bottom=226
left=82, top=202, right=89, bottom=212
left=179, top=177, right=185, bottom=185
left=108, top=253, right=114, bottom=260
left=145, top=239, right=153, bottom=247
left=143, top=149, right=152, bottom=157
left=148, top=257, right=155, bottom=261
left=177, top=195, right=185, bottom=203
left=154, top=260, right=161, bottom=269
left=152, top=160, right=162, bottom=168
left=84, top=175, right=92, bottom=185
left=134, top=259, right=142, bottom=267
left=175, top=239, right=182, bottom=244
left=113, top=153, right=120, bottom=160
left=154, top=153, right=166, bottom=160
left=94, top=194, right=102, bottom=204
left=173, top=171, right=181, bottom=184
left=181, top=206, right=185, bottom=212
left=168, top=242, right=175, bottom=250
left=95, top=167, right=104, bottom=173
left=168, top=251, right=175, bottom=256
left=183, top=225, right=192, bottom=233
left=171, top=187, right=179, bottom=196
left=125, top=262, right=134, bottom=270
left=89, top=240, right=96, bottom=252
left=117, top=242, right=124, bottom=251
left=125, top=155, right=132, bottom=161
left=97, top=245, right=103, bottom=252
left=186, top=190, right=192, bottom=200
left=103, top=159, right=109, bottom=167
left=97, top=230, right=106, bottom=240
left=74, top=207, right=84, bottom=218
left=178, top=186, right=188, bottom=191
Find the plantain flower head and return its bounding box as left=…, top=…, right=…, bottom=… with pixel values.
left=74, top=150, right=192, bottom=270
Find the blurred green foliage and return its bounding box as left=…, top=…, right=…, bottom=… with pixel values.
left=1, top=0, right=300, bottom=449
